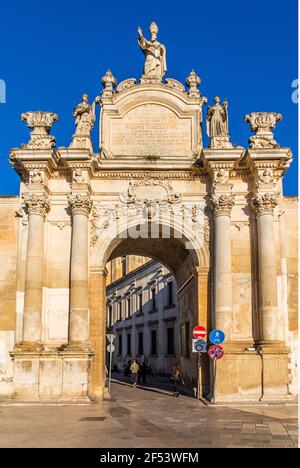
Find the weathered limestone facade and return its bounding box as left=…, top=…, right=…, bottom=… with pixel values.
left=0, top=24, right=298, bottom=403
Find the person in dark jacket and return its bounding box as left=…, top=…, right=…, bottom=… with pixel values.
left=170, top=364, right=184, bottom=397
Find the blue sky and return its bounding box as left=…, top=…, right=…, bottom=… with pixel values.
left=0, top=0, right=297, bottom=195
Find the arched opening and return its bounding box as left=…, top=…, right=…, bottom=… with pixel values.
left=88, top=220, right=210, bottom=401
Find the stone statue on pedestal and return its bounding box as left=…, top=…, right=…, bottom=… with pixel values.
left=206, top=97, right=233, bottom=149
left=70, top=94, right=97, bottom=150
left=138, top=22, right=167, bottom=82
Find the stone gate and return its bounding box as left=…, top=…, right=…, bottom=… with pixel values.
left=0, top=22, right=297, bottom=403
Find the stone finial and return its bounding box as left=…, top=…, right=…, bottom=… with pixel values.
left=68, top=194, right=92, bottom=216
left=24, top=194, right=50, bottom=217
left=102, top=70, right=117, bottom=97
left=252, top=193, right=278, bottom=217
left=186, top=70, right=201, bottom=98
left=21, top=112, right=58, bottom=150
left=211, top=194, right=235, bottom=217
left=245, top=112, right=282, bottom=149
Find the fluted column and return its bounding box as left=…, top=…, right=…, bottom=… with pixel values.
left=211, top=194, right=234, bottom=339
left=252, top=193, right=284, bottom=344
left=68, top=194, right=92, bottom=349
left=21, top=194, right=49, bottom=350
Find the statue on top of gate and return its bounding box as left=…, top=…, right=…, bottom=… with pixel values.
left=70, top=93, right=99, bottom=151
left=138, top=22, right=167, bottom=82
left=206, top=96, right=233, bottom=149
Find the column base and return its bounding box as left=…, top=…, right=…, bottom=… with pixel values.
left=13, top=342, right=44, bottom=353
left=60, top=341, right=93, bottom=353
left=210, top=346, right=291, bottom=403
left=10, top=349, right=93, bottom=401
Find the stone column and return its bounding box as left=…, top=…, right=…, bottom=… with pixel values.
left=211, top=194, right=234, bottom=339
left=68, top=194, right=92, bottom=348
left=21, top=194, right=49, bottom=350
left=88, top=267, right=108, bottom=400
left=252, top=193, right=284, bottom=344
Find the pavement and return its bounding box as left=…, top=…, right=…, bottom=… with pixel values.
left=0, top=375, right=298, bottom=448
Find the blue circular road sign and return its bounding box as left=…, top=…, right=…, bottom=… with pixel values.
left=209, top=329, right=225, bottom=345
left=194, top=339, right=207, bottom=353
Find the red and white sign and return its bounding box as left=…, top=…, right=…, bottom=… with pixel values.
left=193, top=325, right=206, bottom=340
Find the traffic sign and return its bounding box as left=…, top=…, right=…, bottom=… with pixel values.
left=209, top=329, right=225, bottom=345
left=106, top=334, right=116, bottom=344
left=192, top=339, right=207, bottom=353
left=193, top=325, right=206, bottom=340
left=208, top=345, right=224, bottom=360
left=107, top=343, right=115, bottom=353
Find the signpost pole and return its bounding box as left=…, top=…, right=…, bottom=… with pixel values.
left=197, top=352, right=201, bottom=400
left=108, top=344, right=113, bottom=394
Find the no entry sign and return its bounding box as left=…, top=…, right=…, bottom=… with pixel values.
left=193, top=325, right=206, bottom=340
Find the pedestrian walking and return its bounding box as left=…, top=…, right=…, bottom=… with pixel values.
left=140, top=362, right=148, bottom=385
left=130, top=360, right=140, bottom=388
left=170, top=364, right=184, bottom=397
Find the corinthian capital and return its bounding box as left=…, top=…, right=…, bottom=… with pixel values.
left=68, top=194, right=92, bottom=216
left=21, top=111, right=58, bottom=150
left=24, top=194, right=50, bottom=217
left=252, top=193, right=278, bottom=217
left=211, top=194, right=235, bottom=217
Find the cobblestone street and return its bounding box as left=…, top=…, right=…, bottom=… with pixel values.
left=0, top=379, right=297, bottom=448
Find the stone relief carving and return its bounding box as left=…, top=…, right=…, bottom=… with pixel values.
left=206, top=97, right=233, bottom=149
left=102, top=70, right=117, bottom=97
left=72, top=168, right=86, bottom=184
left=210, top=194, right=235, bottom=217
left=245, top=112, right=282, bottom=149
left=91, top=200, right=208, bottom=245
left=165, top=78, right=185, bottom=93
left=252, top=193, right=278, bottom=217
left=258, top=169, right=274, bottom=185
left=120, top=178, right=183, bottom=205
left=116, top=78, right=137, bottom=93
left=138, top=22, right=167, bottom=82
left=70, top=94, right=98, bottom=150
left=23, top=193, right=50, bottom=217
left=68, top=194, right=93, bottom=216
left=21, top=112, right=58, bottom=150
left=29, top=170, right=44, bottom=185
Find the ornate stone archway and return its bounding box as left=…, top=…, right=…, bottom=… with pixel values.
left=6, top=23, right=295, bottom=403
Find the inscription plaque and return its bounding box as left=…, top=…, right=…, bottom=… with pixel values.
left=110, top=104, right=192, bottom=157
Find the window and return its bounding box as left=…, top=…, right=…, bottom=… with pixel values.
left=185, top=321, right=190, bottom=358
left=121, top=256, right=127, bottom=277
left=127, top=334, right=131, bottom=355
left=167, top=327, right=175, bottom=355
left=138, top=332, right=144, bottom=355
left=118, top=334, right=123, bottom=356
left=150, top=329, right=157, bottom=355
left=108, top=305, right=112, bottom=327
left=168, top=281, right=173, bottom=306
left=151, top=288, right=156, bottom=311
left=138, top=293, right=143, bottom=314
left=126, top=297, right=131, bottom=318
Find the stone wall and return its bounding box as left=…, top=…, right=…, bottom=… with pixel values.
left=0, top=197, right=19, bottom=396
